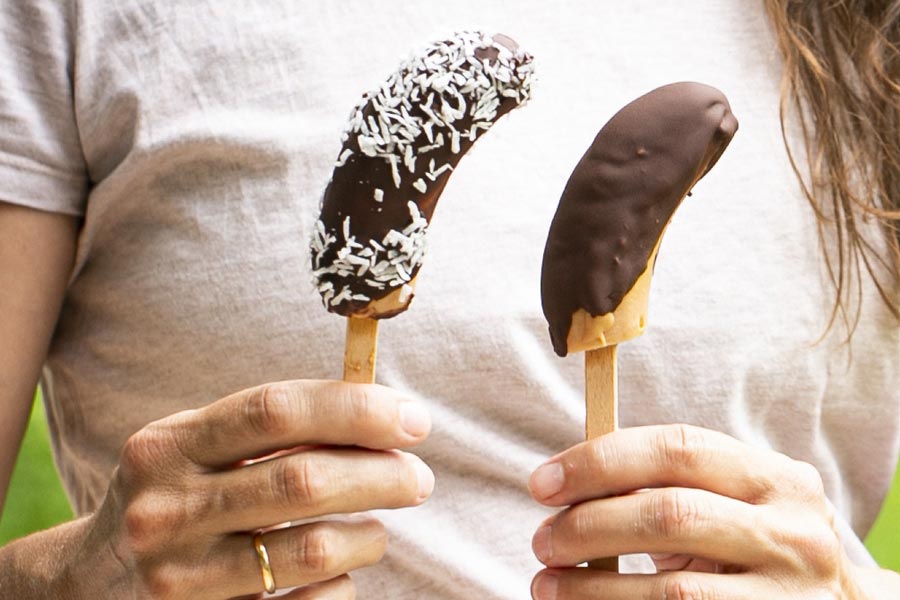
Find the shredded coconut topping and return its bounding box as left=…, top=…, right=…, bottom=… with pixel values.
left=310, top=31, right=534, bottom=312
left=311, top=202, right=429, bottom=307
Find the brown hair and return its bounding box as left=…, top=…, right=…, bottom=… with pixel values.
left=763, top=0, right=900, bottom=335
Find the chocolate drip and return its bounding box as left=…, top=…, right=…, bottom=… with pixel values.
left=311, top=32, right=534, bottom=317
left=540, top=82, right=738, bottom=356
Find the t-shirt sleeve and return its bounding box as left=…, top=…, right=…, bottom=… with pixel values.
left=0, top=1, right=88, bottom=216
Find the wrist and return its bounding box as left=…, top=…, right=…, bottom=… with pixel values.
left=0, top=515, right=94, bottom=599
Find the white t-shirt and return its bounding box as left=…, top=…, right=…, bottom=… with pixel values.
left=2, top=1, right=898, bottom=598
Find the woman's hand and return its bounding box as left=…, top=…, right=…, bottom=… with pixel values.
left=71, top=379, right=433, bottom=599
left=527, top=424, right=888, bottom=599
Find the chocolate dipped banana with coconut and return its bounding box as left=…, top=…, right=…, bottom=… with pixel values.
left=311, top=31, right=534, bottom=319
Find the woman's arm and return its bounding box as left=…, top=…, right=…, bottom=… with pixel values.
left=0, top=201, right=84, bottom=598
left=0, top=202, right=435, bottom=598
left=0, top=201, right=78, bottom=511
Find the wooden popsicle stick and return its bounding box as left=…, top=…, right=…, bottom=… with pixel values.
left=343, top=317, right=379, bottom=383
left=584, top=344, right=619, bottom=572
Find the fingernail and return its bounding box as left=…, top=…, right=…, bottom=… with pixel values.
left=532, top=524, right=553, bottom=563
left=413, top=458, right=435, bottom=500
left=529, top=463, right=564, bottom=500
left=400, top=402, right=431, bottom=437
left=532, top=572, right=558, bottom=600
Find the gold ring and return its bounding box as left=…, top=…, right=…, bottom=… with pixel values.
left=253, top=532, right=277, bottom=594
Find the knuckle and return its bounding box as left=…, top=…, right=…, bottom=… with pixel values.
left=658, top=424, right=705, bottom=471
left=119, top=426, right=171, bottom=482
left=796, top=522, right=842, bottom=577
left=568, top=505, right=600, bottom=548
left=123, top=501, right=156, bottom=552
left=648, top=489, right=700, bottom=539
left=140, top=563, right=178, bottom=598
left=789, top=460, right=826, bottom=501
left=245, top=383, right=296, bottom=437
left=347, top=385, right=380, bottom=427
left=123, top=496, right=189, bottom=553
left=661, top=573, right=708, bottom=600
left=585, top=438, right=611, bottom=473
left=769, top=508, right=842, bottom=580
left=299, top=527, right=338, bottom=575
left=275, top=457, right=329, bottom=509
left=744, top=472, right=777, bottom=505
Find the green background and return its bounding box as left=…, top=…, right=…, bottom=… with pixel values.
left=2, top=396, right=899, bottom=571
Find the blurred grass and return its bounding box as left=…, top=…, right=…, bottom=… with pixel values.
left=1, top=392, right=898, bottom=571
left=0, top=394, right=72, bottom=544
left=867, top=462, right=900, bottom=571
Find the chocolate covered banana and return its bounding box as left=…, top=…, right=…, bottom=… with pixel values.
left=541, top=82, right=738, bottom=356
left=539, top=81, right=737, bottom=573
left=311, top=31, right=534, bottom=319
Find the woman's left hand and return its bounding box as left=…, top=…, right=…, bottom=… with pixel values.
left=527, top=424, right=869, bottom=599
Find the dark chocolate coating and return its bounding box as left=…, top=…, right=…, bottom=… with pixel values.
left=540, top=82, right=738, bottom=356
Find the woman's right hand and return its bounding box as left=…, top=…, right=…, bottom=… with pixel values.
left=77, top=379, right=433, bottom=599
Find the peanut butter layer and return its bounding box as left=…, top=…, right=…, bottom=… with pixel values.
left=541, top=82, right=738, bottom=356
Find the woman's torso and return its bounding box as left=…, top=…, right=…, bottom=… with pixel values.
left=39, top=2, right=900, bottom=597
